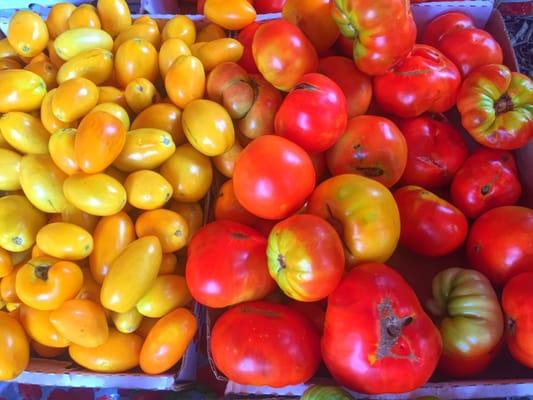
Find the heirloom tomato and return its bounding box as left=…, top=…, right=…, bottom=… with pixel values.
left=0, top=70, right=47, bottom=113
left=97, top=0, right=132, bottom=38
left=19, top=305, right=69, bottom=348
left=236, top=22, right=261, bottom=74
left=322, top=263, right=442, bottom=394
left=0, top=312, right=29, bottom=380
left=204, top=0, right=256, bottom=31
left=7, top=11, right=48, bottom=57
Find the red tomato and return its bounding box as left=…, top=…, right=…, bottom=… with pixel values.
left=254, top=0, right=286, bottom=12
left=326, top=115, right=407, bottom=187
left=275, top=73, right=347, bottom=152
left=252, top=20, right=318, bottom=91
left=210, top=301, right=321, bottom=387
left=451, top=148, right=522, bottom=219
left=186, top=220, right=276, bottom=308
left=322, top=263, right=442, bottom=394
left=467, top=206, right=533, bottom=286
left=398, top=114, right=469, bottom=189
left=233, top=135, right=316, bottom=220
left=318, top=56, right=372, bottom=118
left=373, top=45, right=461, bottom=118
left=236, top=22, right=261, bottom=74
left=394, top=186, right=468, bottom=257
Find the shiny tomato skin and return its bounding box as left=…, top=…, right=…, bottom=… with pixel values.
left=275, top=73, right=347, bottom=152
left=322, top=263, right=442, bottom=394
left=233, top=135, right=316, bottom=220
left=210, top=301, right=321, bottom=387
left=186, top=220, right=275, bottom=308
left=467, top=206, right=533, bottom=286
left=236, top=22, right=261, bottom=74
left=451, top=148, right=522, bottom=219
left=398, top=114, right=469, bottom=189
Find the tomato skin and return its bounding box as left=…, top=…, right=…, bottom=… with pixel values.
left=19, top=304, right=70, bottom=348
left=7, top=11, right=49, bottom=57
left=36, top=223, right=93, bottom=261
left=186, top=220, right=275, bottom=308
left=54, top=28, right=113, bottom=61
left=168, top=201, right=204, bottom=244
left=394, top=186, right=468, bottom=257
left=97, top=0, right=132, bottom=38
left=236, top=22, right=261, bottom=74
left=24, top=60, right=58, bottom=91
left=161, top=15, right=196, bottom=45
left=41, top=89, right=78, bottom=134
left=57, top=48, right=114, bottom=85
left=125, top=78, right=160, bottom=114
left=233, top=135, right=316, bottom=220
left=196, top=38, right=244, bottom=71
left=204, top=0, right=256, bottom=31
left=115, top=38, right=158, bottom=88
left=165, top=55, right=206, bottom=109
left=0, top=112, right=50, bottom=155
left=397, top=114, right=469, bottom=189
left=135, top=209, right=188, bottom=253
left=124, top=170, right=172, bottom=210
left=52, top=77, right=99, bottom=123
left=326, top=115, right=407, bottom=187
left=252, top=20, right=318, bottom=92
left=68, top=4, right=101, bottom=29
left=91, top=103, right=130, bottom=131
left=467, top=206, right=533, bottom=286
left=0, top=70, right=47, bottom=113
left=211, top=301, right=321, bottom=387
left=213, top=141, right=242, bottom=178
left=0, top=311, right=30, bottom=380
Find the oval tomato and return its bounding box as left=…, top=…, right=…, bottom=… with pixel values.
left=124, top=170, right=173, bottom=210
left=0, top=248, right=14, bottom=279
left=0, top=112, right=50, bottom=155
left=54, top=28, right=113, bottom=61
left=136, top=275, right=191, bottom=318
left=113, top=22, right=161, bottom=52
left=53, top=202, right=99, bottom=234
left=158, top=38, right=191, bottom=79
left=57, top=48, right=114, bottom=85
left=161, top=15, right=195, bottom=45
left=0, top=312, right=30, bottom=380
left=165, top=55, right=206, bottom=109
left=7, top=11, right=49, bottom=57
left=204, top=0, right=256, bottom=31
left=0, top=149, right=22, bottom=192
left=197, top=23, right=226, bottom=42
left=124, top=78, right=160, bottom=114
left=0, top=70, right=47, bottom=113
left=24, top=60, right=58, bottom=91
left=68, top=4, right=101, bottom=29
left=135, top=209, right=188, bottom=253
left=168, top=201, right=204, bottom=244
left=213, top=141, right=243, bottom=178
left=98, top=0, right=132, bottom=38
left=40, top=89, right=78, bottom=134
left=35, top=222, right=93, bottom=261
left=52, top=77, right=99, bottom=122
left=131, top=103, right=185, bottom=146
left=91, top=102, right=130, bottom=131
left=115, top=38, right=158, bottom=88
left=46, top=3, right=76, bottom=39
left=195, top=38, right=243, bottom=71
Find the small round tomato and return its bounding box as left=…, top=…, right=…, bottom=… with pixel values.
left=0, top=311, right=30, bottom=380
left=136, top=275, right=191, bottom=318
left=19, top=304, right=69, bottom=348
left=111, top=308, right=143, bottom=334
left=197, top=23, right=226, bottom=42
left=24, top=60, right=58, bottom=90
left=124, top=170, right=172, bottom=210
left=52, top=77, right=99, bottom=122
left=47, top=129, right=78, bottom=175
left=91, top=102, right=130, bottom=131
left=135, top=209, right=188, bottom=253
left=165, top=55, right=206, bottom=109
left=213, top=141, right=243, bottom=178
left=8, top=11, right=49, bottom=57
left=125, top=78, right=160, bottom=114
left=0, top=70, right=47, bottom=113
left=115, top=38, right=158, bottom=88
left=54, top=28, right=113, bottom=61
left=40, top=90, right=78, bottom=134
left=161, top=15, right=196, bottom=45
left=326, top=115, right=407, bottom=187
left=236, top=22, right=261, bottom=74
left=113, top=22, right=161, bottom=52
left=204, top=0, right=256, bottom=31
left=233, top=135, right=316, bottom=220
left=0, top=149, right=22, bottom=192
left=46, top=3, right=76, bottom=39
left=68, top=4, right=101, bottom=29
left=98, top=0, right=132, bottom=38
left=196, top=38, right=244, bottom=71
left=0, top=112, right=50, bottom=155
left=36, top=222, right=93, bottom=261
left=57, top=48, right=114, bottom=85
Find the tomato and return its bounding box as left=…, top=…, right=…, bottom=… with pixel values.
left=52, top=77, right=99, bottom=122
left=135, top=209, right=188, bottom=253
left=47, top=3, right=77, bottom=39
left=136, top=275, right=191, bottom=318
left=197, top=24, right=226, bottom=44
left=0, top=195, right=47, bottom=252
left=114, top=38, right=158, bottom=88
left=68, top=4, right=101, bottom=29
left=0, top=249, right=13, bottom=279
left=32, top=341, right=67, bottom=358
left=253, top=20, right=318, bottom=91
left=111, top=308, right=143, bottom=334
left=211, top=142, right=241, bottom=179
left=15, top=257, right=83, bottom=310
left=186, top=220, right=275, bottom=308
left=158, top=38, right=190, bottom=80
left=35, top=223, right=93, bottom=261
left=91, top=103, right=130, bottom=131
left=196, top=38, right=244, bottom=72
left=467, top=206, right=533, bottom=286
left=204, top=0, right=256, bottom=31
left=214, top=179, right=263, bottom=227
left=422, top=12, right=503, bottom=77
left=168, top=201, right=204, bottom=244
left=0, top=149, right=22, bottom=192
left=160, top=144, right=213, bottom=203
left=165, top=55, right=206, bottom=109
left=456, top=64, right=533, bottom=150
left=131, top=103, right=185, bottom=145
left=69, top=329, right=142, bottom=373
left=236, top=22, right=260, bottom=74
left=101, top=236, right=162, bottom=313
left=326, top=115, right=407, bottom=187
left=24, top=60, right=58, bottom=91
left=322, top=263, right=441, bottom=394
left=397, top=114, right=469, bottom=189
left=502, top=272, right=533, bottom=368
left=113, top=23, right=161, bottom=52
left=8, top=11, right=49, bottom=57
left=0, top=112, right=50, bottom=155
left=139, top=307, right=196, bottom=374
left=427, top=268, right=503, bottom=377
left=211, top=301, right=321, bottom=386
left=0, top=70, right=47, bottom=113
left=57, top=48, right=113, bottom=85
left=0, top=311, right=30, bottom=380
left=97, top=0, right=132, bottom=38
left=98, top=86, right=128, bottom=109
left=123, top=170, right=172, bottom=210
left=19, top=304, right=69, bottom=348
left=124, top=78, right=160, bottom=115
left=54, top=28, right=113, bottom=61
left=161, top=15, right=196, bottom=45
left=41, top=89, right=78, bottom=134
left=233, top=135, right=315, bottom=220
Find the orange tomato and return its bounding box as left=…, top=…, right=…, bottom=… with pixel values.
left=50, top=299, right=108, bottom=347
left=204, top=0, right=256, bottom=30
left=48, top=128, right=80, bottom=175
left=160, top=144, right=213, bottom=202
left=0, top=148, right=22, bottom=192
left=7, top=11, right=49, bottom=57
left=89, top=211, right=135, bottom=284
left=55, top=201, right=100, bottom=234
left=159, top=253, right=178, bottom=275
left=131, top=103, right=186, bottom=145
left=54, top=28, right=113, bottom=61
left=19, top=304, right=69, bottom=348
left=91, top=102, right=130, bottom=130
left=125, top=78, right=160, bottom=114
left=124, top=170, right=173, bottom=210
left=0, top=70, right=47, bottom=113
left=24, top=60, right=58, bottom=90
left=196, top=38, right=244, bottom=71
left=113, top=128, right=176, bottom=172
left=158, top=38, right=191, bottom=79
left=57, top=48, right=114, bottom=85
left=100, top=236, right=162, bottom=313
left=52, top=77, right=99, bottom=122
left=197, top=23, right=226, bottom=42
left=68, top=4, right=101, bottom=29
left=111, top=307, right=143, bottom=333
left=136, top=275, right=191, bottom=318
left=0, top=58, right=22, bottom=71
left=69, top=329, right=142, bottom=373
left=168, top=201, right=204, bottom=243
left=0, top=311, right=30, bottom=380
left=40, top=89, right=78, bottom=134
left=136, top=209, right=188, bottom=253
left=0, top=112, right=50, bottom=155
left=97, top=86, right=129, bottom=109
left=161, top=15, right=196, bottom=46
left=98, top=0, right=132, bottom=38
left=15, top=256, right=83, bottom=310
left=115, top=38, right=158, bottom=88
left=139, top=307, right=197, bottom=374
left=75, top=111, right=126, bottom=173
left=46, top=3, right=76, bottom=39
left=36, top=223, right=93, bottom=261
left=165, top=55, right=205, bottom=109
left=32, top=340, right=67, bottom=358
left=0, top=249, right=13, bottom=279
left=213, top=140, right=243, bottom=178
left=76, top=267, right=101, bottom=303
left=113, top=23, right=161, bottom=51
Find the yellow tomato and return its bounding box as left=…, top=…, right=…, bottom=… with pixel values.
left=0, top=149, right=22, bottom=191
left=113, top=23, right=161, bottom=51
left=196, top=38, right=243, bottom=71
left=40, top=89, right=78, bottom=134
left=24, top=60, right=58, bottom=90
left=97, top=0, right=132, bottom=38
left=63, top=173, right=127, bottom=217
left=158, top=38, right=190, bottom=79
left=204, top=0, right=256, bottom=30
left=68, top=4, right=101, bottom=29
left=36, top=223, right=93, bottom=261
left=115, top=38, right=158, bottom=88
left=165, top=55, right=205, bottom=109
left=100, top=236, right=162, bottom=313
left=113, top=128, right=176, bottom=172
left=0, top=70, right=47, bottom=113
left=97, top=86, right=129, bottom=109
left=52, top=77, right=99, bottom=122
left=131, top=103, right=186, bottom=145
left=197, top=23, right=226, bottom=42
left=0, top=58, right=22, bottom=71
left=111, top=307, right=143, bottom=333
left=0, top=195, right=47, bottom=252
left=182, top=99, right=235, bottom=156
left=125, top=78, right=160, bottom=114
left=161, top=15, right=196, bottom=46
left=158, top=252, right=178, bottom=275
left=124, top=170, right=172, bottom=210
left=19, top=154, right=68, bottom=213
left=48, top=128, right=79, bottom=175
left=50, top=299, right=108, bottom=347
left=0, top=312, right=30, bottom=380
left=136, top=275, right=191, bottom=318
left=0, top=112, right=49, bottom=155
left=7, top=11, right=49, bottom=58
left=54, top=28, right=113, bottom=61
left=136, top=209, right=188, bottom=253
left=46, top=3, right=76, bottom=39
left=57, top=48, right=113, bottom=85
left=19, top=304, right=69, bottom=348
left=91, top=102, right=130, bottom=130
left=168, top=201, right=204, bottom=243
left=213, top=140, right=243, bottom=178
